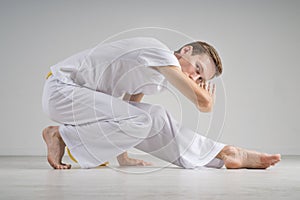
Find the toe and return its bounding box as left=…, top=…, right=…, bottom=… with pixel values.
left=270, top=154, right=281, bottom=162
left=61, top=163, right=72, bottom=169
left=271, top=160, right=280, bottom=166
left=58, top=165, right=64, bottom=170
left=144, top=162, right=153, bottom=166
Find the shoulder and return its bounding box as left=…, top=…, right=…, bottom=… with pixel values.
left=110, top=37, right=170, bottom=51
left=135, top=38, right=179, bottom=67
left=136, top=37, right=169, bottom=50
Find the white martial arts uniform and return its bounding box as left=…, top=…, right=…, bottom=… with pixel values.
left=42, top=37, right=225, bottom=169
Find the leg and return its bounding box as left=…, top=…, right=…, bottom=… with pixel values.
left=132, top=102, right=225, bottom=169
left=216, top=145, right=281, bottom=169
left=58, top=117, right=152, bottom=168
left=132, top=102, right=281, bottom=169
left=42, top=76, right=153, bottom=169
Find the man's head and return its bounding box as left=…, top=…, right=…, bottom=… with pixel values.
left=174, top=41, right=222, bottom=84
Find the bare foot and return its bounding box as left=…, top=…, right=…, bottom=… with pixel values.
left=217, top=146, right=281, bottom=169
left=117, top=152, right=152, bottom=166
left=42, top=126, right=71, bottom=169
left=118, top=157, right=153, bottom=166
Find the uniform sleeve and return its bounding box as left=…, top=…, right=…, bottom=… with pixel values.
left=137, top=48, right=181, bottom=69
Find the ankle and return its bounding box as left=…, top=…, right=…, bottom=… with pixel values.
left=117, top=152, right=129, bottom=162
left=48, top=126, right=61, bottom=137
left=216, top=145, right=236, bottom=160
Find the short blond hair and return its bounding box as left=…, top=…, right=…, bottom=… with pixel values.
left=175, top=41, right=222, bottom=77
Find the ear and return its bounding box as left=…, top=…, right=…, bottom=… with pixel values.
left=180, top=45, right=193, bottom=55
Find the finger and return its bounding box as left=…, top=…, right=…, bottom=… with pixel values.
left=207, top=82, right=211, bottom=93
left=201, top=82, right=205, bottom=90
left=203, top=82, right=207, bottom=90
left=212, top=84, right=216, bottom=96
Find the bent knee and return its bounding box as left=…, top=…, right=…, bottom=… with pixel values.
left=131, top=112, right=152, bottom=129
left=119, top=112, right=152, bottom=137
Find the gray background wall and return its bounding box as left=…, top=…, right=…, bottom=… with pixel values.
left=0, top=0, right=299, bottom=156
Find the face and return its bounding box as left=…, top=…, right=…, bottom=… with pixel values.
left=175, top=46, right=216, bottom=84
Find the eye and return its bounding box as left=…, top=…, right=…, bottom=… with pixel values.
left=196, top=65, right=201, bottom=74
left=198, top=77, right=203, bottom=82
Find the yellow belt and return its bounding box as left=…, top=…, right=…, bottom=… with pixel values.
left=46, top=71, right=52, bottom=79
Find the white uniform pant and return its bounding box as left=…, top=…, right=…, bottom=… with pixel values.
left=42, top=75, right=225, bottom=169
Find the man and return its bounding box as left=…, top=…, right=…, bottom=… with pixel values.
left=42, top=37, right=281, bottom=169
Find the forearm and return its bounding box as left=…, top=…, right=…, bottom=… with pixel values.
left=197, top=100, right=213, bottom=112
left=156, top=66, right=214, bottom=112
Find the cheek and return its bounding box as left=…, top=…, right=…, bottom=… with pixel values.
left=180, top=58, right=196, bottom=74
left=182, top=67, right=193, bottom=75
left=186, top=65, right=196, bottom=74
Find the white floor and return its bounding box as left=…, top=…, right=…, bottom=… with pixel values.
left=0, top=154, right=299, bottom=200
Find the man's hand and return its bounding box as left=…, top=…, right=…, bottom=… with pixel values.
left=123, top=93, right=144, bottom=102
left=199, top=81, right=216, bottom=112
